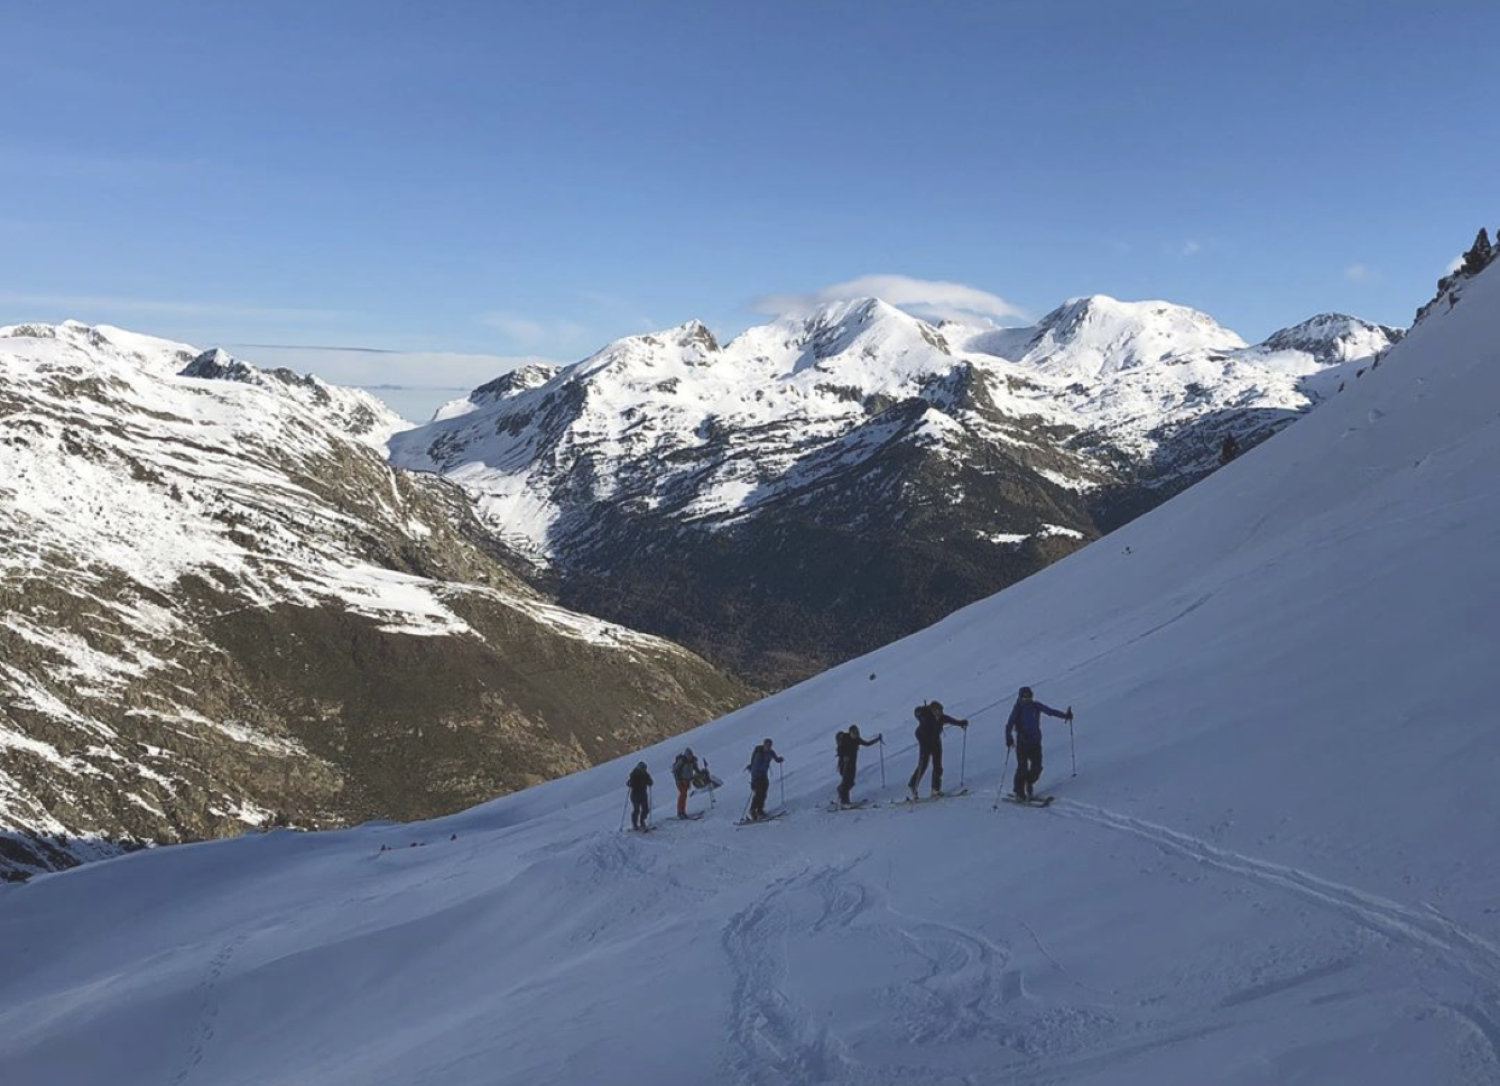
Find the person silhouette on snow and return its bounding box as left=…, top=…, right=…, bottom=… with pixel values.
left=671, top=748, right=700, bottom=819
left=1005, top=687, right=1072, bottom=801
left=745, top=738, right=783, bottom=819
left=908, top=701, right=967, bottom=799
left=835, top=725, right=882, bottom=805
left=627, top=762, right=653, bottom=830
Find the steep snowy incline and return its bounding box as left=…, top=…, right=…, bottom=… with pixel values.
left=1, top=265, right=1495, bottom=1084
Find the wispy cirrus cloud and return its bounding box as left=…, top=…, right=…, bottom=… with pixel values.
left=576, top=289, right=657, bottom=331
left=0, top=291, right=347, bottom=322
left=753, top=274, right=1029, bottom=325
left=1180, top=239, right=1202, bottom=257
left=479, top=310, right=589, bottom=346
left=1344, top=264, right=1376, bottom=283
left=225, top=342, right=555, bottom=420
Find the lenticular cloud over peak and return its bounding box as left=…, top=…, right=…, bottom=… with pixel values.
left=753, top=274, right=1030, bottom=326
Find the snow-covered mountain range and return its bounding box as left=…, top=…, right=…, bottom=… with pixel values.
left=0, top=322, right=742, bottom=878
left=3, top=254, right=1493, bottom=1086
left=392, top=296, right=1400, bottom=684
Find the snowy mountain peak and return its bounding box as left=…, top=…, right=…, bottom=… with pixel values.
left=469, top=363, right=561, bottom=404
left=1012, top=295, right=1247, bottom=378
left=1257, top=313, right=1404, bottom=364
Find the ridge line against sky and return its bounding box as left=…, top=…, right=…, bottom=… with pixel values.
left=2, top=0, right=1496, bottom=414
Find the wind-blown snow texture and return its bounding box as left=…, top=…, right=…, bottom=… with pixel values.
left=2, top=267, right=1494, bottom=1083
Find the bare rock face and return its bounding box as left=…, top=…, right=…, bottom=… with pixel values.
left=0, top=322, right=745, bottom=879
left=392, top=297, right=1400, bottom=687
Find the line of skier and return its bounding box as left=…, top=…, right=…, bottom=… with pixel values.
left=624, top=686, right=1074, bottom=828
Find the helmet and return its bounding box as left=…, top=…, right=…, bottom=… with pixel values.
left=636, top=761, right=648, bottom=770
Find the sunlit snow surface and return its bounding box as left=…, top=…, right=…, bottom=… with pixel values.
left=2, top=271, right=1497, bottom=1084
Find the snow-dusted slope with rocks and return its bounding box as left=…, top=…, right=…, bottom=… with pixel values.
left=0, top=323, right=742, bottom=878
left=392, top=296, right=1399, bottom=684
left=2, top=260, right=1493, bottom=1086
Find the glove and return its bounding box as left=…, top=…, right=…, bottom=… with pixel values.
left=1005, top=735, right=1014, bottom=749
left=1065, top=708, right=1074, bottom=722
left=961, top=719, right=970, bottom=728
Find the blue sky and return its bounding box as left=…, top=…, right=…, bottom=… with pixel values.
left=2, top=0, right=1496, bottom=414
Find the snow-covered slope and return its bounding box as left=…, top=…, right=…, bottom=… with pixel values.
left=391, top=295, right=1399, bottom=684
left=2, top=263, right=1492, bottom=1084
left=0, top=322, right=742, bottom=877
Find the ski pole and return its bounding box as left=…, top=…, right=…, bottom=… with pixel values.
left=879, top=739, right=886, bottom=787
left=619, top=793, right=629, bottom=831
left=707, top=760, right=716, bottom=808
left=960, top=726, right=968, bottom=789
left=1069, top=711, right=1077, bottom=778
left=778, top=761, right=785, bottom=808
left=993, top=745, right=1011, bottom=809
left=647, top=786, right=654, bottom=827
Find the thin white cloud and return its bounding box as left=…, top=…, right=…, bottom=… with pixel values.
left=0, top=291, right=346, bottom=322
left=753, top=274, right=1028, bottom=325
left=479, top=310, right=588, bottom=346
left=1444, top=254, right=1465, bottom=275
left=1344, top=264, right=1374, bottom=283
left=1180, top=240, right=1202, bottom=257
left=576, top=289, right=657, bottom=331
left=226, top=343, right=553, bottom=398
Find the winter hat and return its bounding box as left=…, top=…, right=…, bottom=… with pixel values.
left=1019, top=686, right=1033, bottom=699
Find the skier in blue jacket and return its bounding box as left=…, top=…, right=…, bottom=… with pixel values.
left=745, top=738, right=783, bottom=820
left=1005, top=687, right=1072, bottom=801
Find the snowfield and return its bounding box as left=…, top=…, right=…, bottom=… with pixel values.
left=1, top=265, right=1497, bottom=1084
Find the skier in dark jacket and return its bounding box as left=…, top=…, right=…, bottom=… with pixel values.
left=908, top=701, right=967, bottom=799
left=835, top=725, right=882, bottom=806
left=1005, top=687, right=1072, bottom=801
left=627, top=762, right=653, bottom=829
left=745, top=738, right=783, bottom=819
left=671, top=748, right=700, bottom=819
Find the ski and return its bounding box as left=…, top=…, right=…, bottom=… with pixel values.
left=899, top=788, right=970, bottom=806
left=625, top=824, right=660, bottom=833
left=826, top=800, right=876, bottom=812
left=735, top=811, right=786, bottom=826
left=1000, top=795, right=1055, bottom=808
left=673, top=813, right=706, bottom=822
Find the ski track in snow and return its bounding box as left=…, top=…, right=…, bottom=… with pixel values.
left=171, top=931, right=249, bottom=1085
left=1050, top=798, right=1500, bottom=1069
left=1052, top=799, right=1500, bottom=988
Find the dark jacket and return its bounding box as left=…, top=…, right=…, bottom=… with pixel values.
left=748, top=746, right=783, bottom=781
left=1005, top=699, right=1068, bottom=746
left=914, top=704, right=963, bottom=746
left=627, top=767, right=653, bottom=795
left=836, top=732, right=878, bottom=771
